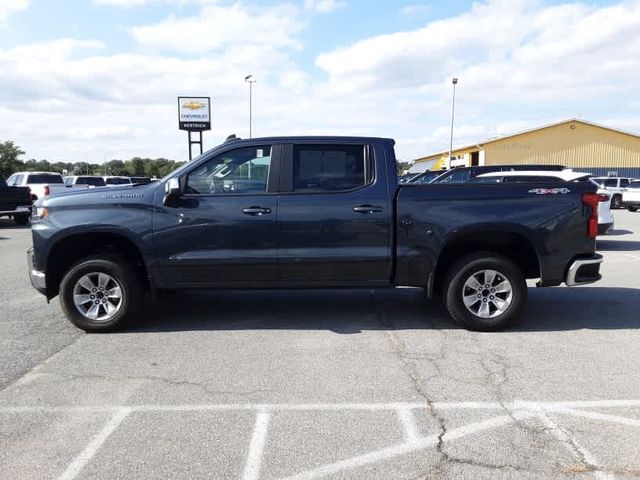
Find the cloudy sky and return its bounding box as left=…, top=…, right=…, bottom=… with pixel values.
left=1, top=0, right=639, bottom=163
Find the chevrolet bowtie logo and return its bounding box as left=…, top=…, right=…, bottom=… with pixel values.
left=182, top=101, right=206, bottom=110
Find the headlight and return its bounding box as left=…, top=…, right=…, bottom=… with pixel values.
left=33, top=207, right=48, bottom=220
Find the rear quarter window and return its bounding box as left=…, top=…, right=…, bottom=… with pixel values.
left=27, top=174, right=64, bottom=184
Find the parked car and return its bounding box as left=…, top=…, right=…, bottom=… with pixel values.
left=409, top=164, right=566, bottom=185
left=6, top=171, right=67, bottom=201
left=474, top=171, right=614, bottom=234
left=406, top=170, right=442, bottom=185
left=130, top=176, right=153, bottom=185
left=0, top=176, right=32, bottom=225
left=103, top=176, right=132, bottom=186
left=591, top=177, right=637, bottom=209
left=622, top=182, right=640, bottom=212
left=64, top=176, right=106, bottom=188
left=28, top=136, right=602, bottom=333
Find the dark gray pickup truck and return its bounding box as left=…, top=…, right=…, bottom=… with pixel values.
left=0, top=176, right=31, bottom=225
left=28, top=136, right=602, bottom=332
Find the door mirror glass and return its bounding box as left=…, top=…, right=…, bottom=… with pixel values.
left=163, top=177, right=181, bottom=207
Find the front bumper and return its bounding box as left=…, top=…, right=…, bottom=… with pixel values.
left=566, top=254, right=603, bottom=287
left=27, top=247, right=47, bottom=295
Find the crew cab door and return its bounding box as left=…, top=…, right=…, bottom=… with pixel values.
left=276, top=142, right=392, bottom=285
left=153, top=144, right=281, bottom=287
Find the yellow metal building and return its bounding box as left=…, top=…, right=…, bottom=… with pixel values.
left=413, top=119, right=640, bottom=177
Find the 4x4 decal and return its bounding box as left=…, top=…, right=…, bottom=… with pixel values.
left=528, top=188, right=571, bottom=195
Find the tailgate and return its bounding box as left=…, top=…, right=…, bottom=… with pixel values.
left=0, top=186, right=32, bottom=211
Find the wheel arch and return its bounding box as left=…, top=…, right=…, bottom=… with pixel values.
left=432, top=227, right=541, bottom=295
left=45, top=229, right=151, bottom=299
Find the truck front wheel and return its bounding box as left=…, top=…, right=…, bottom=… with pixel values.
left=443, top=253, right=527, bottom=331
left=59, top=255, right=143, bottom=332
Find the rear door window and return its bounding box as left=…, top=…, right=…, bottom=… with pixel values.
left=620, top=179, right=630, bottom=187
left=292, top=144, right=367, bottom=192
left=603, top=178, right=618, bottom=188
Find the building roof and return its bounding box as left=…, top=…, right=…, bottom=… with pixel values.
left=414, top=118, right=640, bottom=162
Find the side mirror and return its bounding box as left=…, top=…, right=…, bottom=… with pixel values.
left=163, top=177, right=181, bottom=207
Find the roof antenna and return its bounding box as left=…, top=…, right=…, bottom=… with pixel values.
left=225, top=134, right=240, bottom=142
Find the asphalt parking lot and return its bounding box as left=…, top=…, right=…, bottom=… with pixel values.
left=1, top=211, right=640, bottom=479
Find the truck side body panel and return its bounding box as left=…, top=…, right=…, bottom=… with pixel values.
left=395, top=183, right=597, bottom=288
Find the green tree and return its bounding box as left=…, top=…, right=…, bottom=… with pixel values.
left=0, top=141, right=26, bottom=178
left=126, top=157, right=146, bottom=176
left=105, top=159, right=127, bottom=176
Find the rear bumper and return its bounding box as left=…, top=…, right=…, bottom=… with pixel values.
left=0, top=205, right=31, bottom=216
left=27, top=247, right=47, bottom=295
left=598, top=222, right=613, bottom=235
left=566, top=254, right=603, bottom=287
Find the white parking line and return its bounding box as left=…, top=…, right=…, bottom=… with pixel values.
left=538, top=413, right=615, bottom=480
left=243, top=411, right=271, bottom=480
left=396, top=406, right=420, bottom=442
left=3, top=399, right=640, bottom=414
left=552, top=407, right=640, bottom=428
left=279, top=411, right=535, bottom=480
left=57, top=407, right=131, bottom=480
left=3, top=400, right=638, bottom=480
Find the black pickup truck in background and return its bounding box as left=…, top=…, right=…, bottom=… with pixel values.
left=0, top=176, right=32, bottom=225
left=28, top=136, right=603, bottom=332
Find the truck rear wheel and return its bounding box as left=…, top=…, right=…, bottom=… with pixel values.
left=59, top=255, right=143, bottom=332
left=443, top=253, right=527, bottom=331
left=14, top=213, right=30, bottom=225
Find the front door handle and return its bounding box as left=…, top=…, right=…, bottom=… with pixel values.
left=242, top=206, right=272, bottom=216
left=353, top=205, right=383, bottom=214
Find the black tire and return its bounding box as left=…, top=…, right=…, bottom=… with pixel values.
left=611, top=195, right=622, bottom=209
left=628, top=206, right=638, bottom=212
left=14, top=214, right=30, bottom=225
left=59, top=255, right=143, bottom=332
left=443, top=253, right=527, bottom=331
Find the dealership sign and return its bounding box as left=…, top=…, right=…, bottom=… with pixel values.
left=178, top=96, right=211, bottom=131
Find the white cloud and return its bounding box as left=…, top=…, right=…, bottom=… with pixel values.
left=304, top=0, right=345, bottom=13
left=316, top=0, right=640, bottom=104
left=0, top=0, right=28, bottom=22
left=399, top=4, right=430, bottom=17
left=130, top=2, right=302, bottom=54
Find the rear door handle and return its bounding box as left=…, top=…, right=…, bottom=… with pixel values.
left=353, top=205, right=383, bottom=214
left=242, top=206, right=272, bottom=216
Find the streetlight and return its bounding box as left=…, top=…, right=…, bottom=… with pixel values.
left=447, top=77, right=458, bottom=170
left=245, top=74, right=256, bottom=138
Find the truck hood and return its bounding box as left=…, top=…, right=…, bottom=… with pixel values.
left=40, top=182, right=160, bottom=208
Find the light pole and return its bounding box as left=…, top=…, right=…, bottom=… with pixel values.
left=447, top=77, right=458, bottom=170
left=245, top=74, right=256, bottom=138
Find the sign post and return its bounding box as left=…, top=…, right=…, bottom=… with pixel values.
left=178, top=96, right=211, bottom=160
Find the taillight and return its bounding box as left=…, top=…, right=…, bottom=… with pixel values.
left=582, top=192, right=600, bottom=239
left=44, top=185, right=50, bottom=196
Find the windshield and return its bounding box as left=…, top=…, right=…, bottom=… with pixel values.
left=409, top=171, right=443, bottom=184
